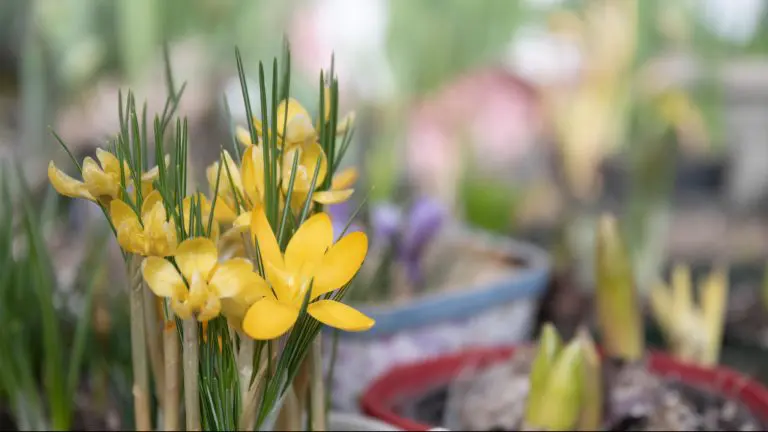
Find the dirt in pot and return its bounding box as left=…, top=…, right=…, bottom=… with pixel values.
left=423, top=232, right=526, bottom=296
left=534, top=268, right=593, bottom=342
left=396, top=350, right=765, bottom=431
left=726, top=287, right=768, bottom=349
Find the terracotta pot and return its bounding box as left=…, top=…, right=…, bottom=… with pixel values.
left=360, top=346, right=768, bottom=431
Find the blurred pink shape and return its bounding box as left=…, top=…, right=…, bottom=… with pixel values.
left=406, top=67, right=542, bottom=200
left=290, top=6, right=329, bottom=77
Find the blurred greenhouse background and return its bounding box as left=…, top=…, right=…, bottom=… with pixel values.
left=4, top=0, right=768, bottom=429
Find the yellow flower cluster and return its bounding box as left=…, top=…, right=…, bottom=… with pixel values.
left=48, top=96, right=374, bottom=340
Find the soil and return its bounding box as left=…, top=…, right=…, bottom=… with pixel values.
left=726, top=288, right=768, bottom=349
left=534, top=268, right=593, bottom=342
left=422, top=230, right=525, bottom=296
left=396, top=348, right=765, bottom=431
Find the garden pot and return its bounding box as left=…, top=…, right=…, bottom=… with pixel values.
left=361, top=346, right=768, bottom=431
left=326, top=230, right=550, bottom=412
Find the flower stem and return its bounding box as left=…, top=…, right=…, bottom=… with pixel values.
left=275, top=387, right=301, bottom=431
left=128, top=255, right=152, bottom=431
left=310, top=337, right=326, bottom=431
left=182, top=318, right=200, bottom=431
left=239, top=344, right=275, bottom=431
left=163, top=317, right=180, bottom=431
left=237, top=333, right=254, bottom=401
left=143, top=287, right=165, bottom=415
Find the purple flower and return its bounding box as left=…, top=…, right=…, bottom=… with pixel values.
left=327, top=202, right=362, bottom=241
left=399, top=198, right=447, bottom=285
left=369, top=202, right=402, bottom=248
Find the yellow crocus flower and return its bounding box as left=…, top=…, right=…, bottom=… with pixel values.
left=235, top=92, right=355, bottom=150
left=49, top=149, right=165, bottom=206
left=142, top=237, right=269, bottom=322
left=110, top=190, right=177, bottom=257
left=206, top=146, right=283, bottom=226
left=206, top=150, right=245, bottom=224
left=234, top=98, right=314, bottom=149
left=180, top=193, right=221, bottom=244
left=281, top=143, right=356, bottom=210
left=242, top=208, right=373, bottom=340
left=49, top=148, right=129, bottom=205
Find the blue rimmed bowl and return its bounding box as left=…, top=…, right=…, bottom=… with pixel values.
left=325, top=228, right=551, bottom=412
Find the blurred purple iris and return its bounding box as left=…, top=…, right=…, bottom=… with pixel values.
left=399, top=198, right=447, bottom=286
left=328, top=197, right=447, bottom=286
left=327, top=201, right=363, bottom=241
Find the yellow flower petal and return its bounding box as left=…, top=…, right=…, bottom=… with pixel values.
left=223, top=150, right=244, bottom=190
left=242, top=145, right=270, bottom=207
left=249, top=207, right=284, bottom=271
left=276, top=98, right=315, bottom=145
left=48, top=161, right=94, bottom=201
left=312, top=232, right=368, bottom=299
left=142, top=256, right=185, bottom=298
left=300, top=142, right=328, bottom=188
left=187, top=272, right=211, bottom=315
left=171, top=296, right=194, bottom=320
left=96, top=148, right=125, bottom=178
left=237, top=120, right=265, bottom=147
left=140, top=180, right=154, bottom=201
left=232, top=212, right=252, bottom=231
left=307, top=300, right=374, bottom=332
left=332, top=167, right=359, bottom=191
left=144, top=201, right=177, bottom=257
left=141, top=190, right=164, bottom=218
left=82, top=157, right=120, bottom=199
left=209, top=258, right=257, bottom=298
left=337, top=112, right=356, bottom=135
left=175, top=238, right=219, bottom=281
left=218, top=227, right=247, bottom=260
left=110, top=199, right=143, bottom=254
left=284, top=212, right=333, bottom=276
left=141, top=154, right=170, bottom=182
left=312, top=189, right=354, bottom=205
left=221, top=273, right=272, bottom=330
left=197, top=295, right=222, bottom=322
left=214, top=199, right=238, bottom=224
left=243, top=297, right=299, bottom=340
left=181, top=193, right=217, bottom=238
left=236, top=126, right=254, bottom=147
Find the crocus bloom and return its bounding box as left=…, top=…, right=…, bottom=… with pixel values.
left=369, top=202, right=402, bottom=247
left=235, top=91, right=355, bottom=150
left=181, top=193, right=221, bottom=243
left=364, top=198, right=446, bottom=286
left=206, top=150, right=245, bottom=224
left=399, top=198, right=447, bottom=285
left=143, top=237, right=267, bottom=322
left=207, top=146, right=283, bottom=228
left=48, top=148, right=162, bottom=206
left=281, top=143, right=357, bottom=210
left=242, top=208, right=373, bottom=340
left=110, top=190, right=177, bottom=257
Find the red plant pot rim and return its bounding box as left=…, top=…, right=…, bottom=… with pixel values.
left=361, top=346, right=768, bottom=431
